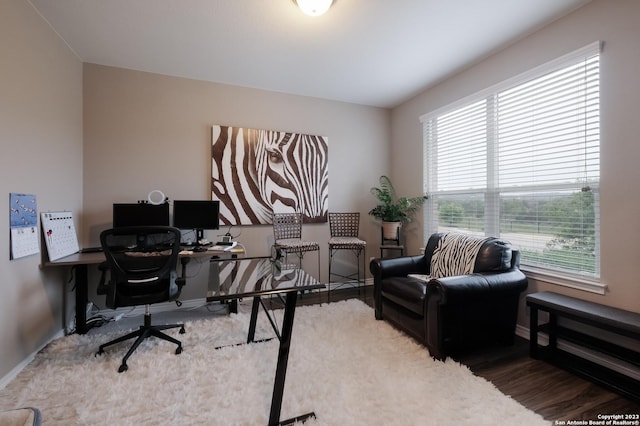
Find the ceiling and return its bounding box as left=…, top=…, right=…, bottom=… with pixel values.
left=29, top=0, right=591, bottom=108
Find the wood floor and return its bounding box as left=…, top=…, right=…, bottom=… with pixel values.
left=312, top=286, right=640, bottom=422
left=455, top=337, right=640, bottom=421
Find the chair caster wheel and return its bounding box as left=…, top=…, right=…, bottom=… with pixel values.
left=175, top=346, right=182, bottom=355
left=179, top=327, right=185, bottom=334
left=118, top=363, right=128, bottom=373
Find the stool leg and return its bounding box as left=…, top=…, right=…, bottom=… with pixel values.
left=317, top=249, right=320, bottom=287
left=355, top=248, right=361, bottom=297
left=328, top=247, right=333, bottom=303
left=360, top=247, right=366, bottom=301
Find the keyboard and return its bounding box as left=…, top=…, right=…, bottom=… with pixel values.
left=80, top=247, right=103, bottom=253
left=208, top=242, right=238, bottom=251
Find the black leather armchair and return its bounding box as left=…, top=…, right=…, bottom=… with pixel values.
left=370, top=232, right=528, bottom=360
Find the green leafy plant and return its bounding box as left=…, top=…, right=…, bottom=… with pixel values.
left=368, top=175, right=427, bottom=223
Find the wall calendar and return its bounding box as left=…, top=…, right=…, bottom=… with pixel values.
left=41, top=211, right=79, bottom=261
left=9, top=193, right=40, bottom=260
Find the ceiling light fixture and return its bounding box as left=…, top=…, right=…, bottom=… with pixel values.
left=295, top=0, right=333, bottom=16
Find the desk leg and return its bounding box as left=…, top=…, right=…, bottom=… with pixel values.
left=75, top=264, right=89, bottom=335
left=268, top=291, right=315, bottom=426
left=529, top=305, right=539, bottom=359
left=248, top=296, right=260, bottom=344
left=269, top=291, right=296, bottom=426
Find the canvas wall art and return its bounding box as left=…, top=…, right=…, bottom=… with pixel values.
left=212, top=125, right=328, bottom=225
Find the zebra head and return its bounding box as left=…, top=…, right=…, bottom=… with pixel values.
left=254, top=129, right=328, bottom=222
left=212, top=126, right=328, bottom=225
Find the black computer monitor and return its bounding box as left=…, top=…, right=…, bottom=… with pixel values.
left=112, top=203, right=170, bottom=228
left=172, top=200, right=220, bottom=243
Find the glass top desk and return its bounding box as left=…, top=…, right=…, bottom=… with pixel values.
left=207, top=257, right=324, bottom=426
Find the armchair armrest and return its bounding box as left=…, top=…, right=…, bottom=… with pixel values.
left=370, top=255, right=427, bottom=320
left=370, top=255, right=427, bottom=279
left=427, top=269, right=528, bottom=305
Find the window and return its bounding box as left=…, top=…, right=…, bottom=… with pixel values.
left=421, top=42, right=601, bottom=286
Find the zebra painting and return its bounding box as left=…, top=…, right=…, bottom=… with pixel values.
left=211, top=125, right=328, bottom=225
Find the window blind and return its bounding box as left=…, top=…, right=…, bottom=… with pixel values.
left=421, top=42, right=601, bottom=279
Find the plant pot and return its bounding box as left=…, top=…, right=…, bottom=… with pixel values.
left=382, top=221, right=401, bottom=241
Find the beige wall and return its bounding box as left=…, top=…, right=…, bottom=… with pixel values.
left=0, top=0, right=83, bottom=380
left=82, top=64, right=390, bottom=299
left=390, top=0, right=640, bottom=318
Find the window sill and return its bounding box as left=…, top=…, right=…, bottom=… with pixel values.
left=520, top=266, right=607, bottom=295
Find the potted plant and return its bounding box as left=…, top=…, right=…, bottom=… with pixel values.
left=369, top=175, right=427, bottom=240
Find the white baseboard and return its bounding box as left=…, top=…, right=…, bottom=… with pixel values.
left=0, top=327, right=65, bottom=390
left=326, top=278, right=373, bottom=290
left=93, top=298, right=209, bottom=319
left=91, top=281, right=375, bottom=319
left=86, top=281, right=376, bottom=326
left=515, top=324, right=529, bottom=340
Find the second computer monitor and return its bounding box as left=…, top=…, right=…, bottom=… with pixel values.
left=172, top=200, right=220, bottom=242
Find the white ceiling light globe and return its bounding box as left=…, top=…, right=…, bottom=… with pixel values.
left=296, top=0, right=333, bottom=16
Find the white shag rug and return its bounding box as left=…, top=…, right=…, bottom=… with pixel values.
left=0, top=299, right=547, bottom=425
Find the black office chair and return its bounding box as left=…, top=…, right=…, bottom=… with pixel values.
left=95, top=226, right=186, bottom=372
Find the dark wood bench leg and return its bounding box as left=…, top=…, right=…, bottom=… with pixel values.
left=548, top=311, right=558, bottom=358
left=529, top=305, right=539, bottom=359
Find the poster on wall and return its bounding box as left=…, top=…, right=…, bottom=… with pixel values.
left=211, top=125, right=328, bottom=225
left=9, top=193, right=40, bottom=260
left=41, top=211, right=79, bottom=261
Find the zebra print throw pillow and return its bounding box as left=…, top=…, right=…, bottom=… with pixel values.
left=430, top=233, right=490, bottom=278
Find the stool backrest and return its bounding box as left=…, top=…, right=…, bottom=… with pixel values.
left=329, top=212, right=360, bottom=238
left=273, top=212, right=303, bottom=241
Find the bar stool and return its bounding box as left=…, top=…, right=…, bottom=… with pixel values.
left=271, top=212, right=320, bottom=280
left=328, top=212, right=366, bottom=302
